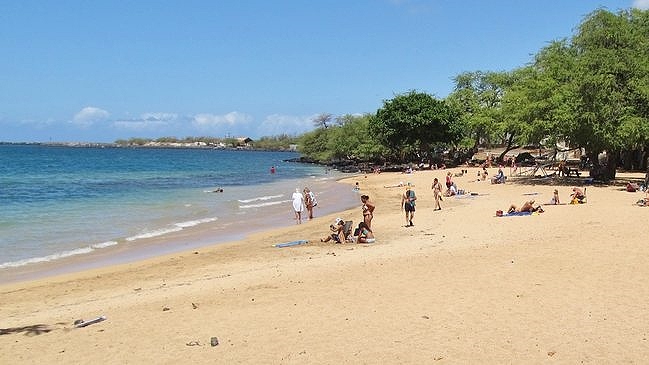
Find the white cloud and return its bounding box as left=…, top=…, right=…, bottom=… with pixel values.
left=255, top=114, right=316, bottom=137
left=633, top=0, right=649, bottom=9
left=113, top=120, right=169, bottom=131
left=192, top=111, right=252, bottom=130
left=112, top=112, right=178, bottom=131
left=140, top=112, right=178, bottom=122
left=71, top=106, right=110, bottom=127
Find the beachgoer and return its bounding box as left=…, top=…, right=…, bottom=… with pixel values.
left=550, top=189, right=560, bottom=205
left=356, top=222, right=375, bottom=243
left=432, top=177, right=443, bottom=210
left=491, top=168, right=505, bottom=184
left=303, top=187, right=315, bottom=220
left=508, top=199, right=543, bottom=213
left=481, top=167, right=489, bottom=181
left=353, top=182, right=360, bottom=191
left=291, top=188, right=305, bottom=224
left=321, top=219, right=345, bottom=243
left=445, top=172, right=452, bottom=190
left=270, top=166, right=276, bottom=174
left=401, top=184, right=416, bottom=226
left=570, top=187, right=585, bottom=204
left=447, top=182, right=458, bottom=197
left=360, top=194, right=375, bottom=228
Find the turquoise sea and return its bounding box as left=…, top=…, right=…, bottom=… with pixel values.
left=0, top=144, right=358, bottom=281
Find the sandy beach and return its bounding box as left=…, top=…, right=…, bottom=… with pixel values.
left=2, top=167, right=648, bottom=364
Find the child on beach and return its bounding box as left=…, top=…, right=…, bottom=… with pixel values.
left=432, top=177, right=443, bottom=211
left=550, top=189, right=560, bottom=205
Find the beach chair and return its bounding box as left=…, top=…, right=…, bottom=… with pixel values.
left=343, top=220, right=354, bottom=242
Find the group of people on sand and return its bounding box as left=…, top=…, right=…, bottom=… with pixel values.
left=321, top=193, right=376, bottom=244
left=503, top=186, right=586, bottom=215
left=291, top=187, right=317, bottom=224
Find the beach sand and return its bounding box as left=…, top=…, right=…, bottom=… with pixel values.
left=2, top=167, right=648, bottom=364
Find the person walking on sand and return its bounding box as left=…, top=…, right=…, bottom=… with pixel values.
left=303, top=187, right=315, bottom=220
left=401, top=183, right=416, bottom=227
left=291, top=188, right=305, bottom=224
left=360, top=194, right=375, bottom=228
left=432, top=177, right=443, bottom=210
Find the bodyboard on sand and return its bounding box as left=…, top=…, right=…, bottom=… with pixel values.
left=274, top=240, right=308, bottom=248
left=74, top=316, right=106, bottom=328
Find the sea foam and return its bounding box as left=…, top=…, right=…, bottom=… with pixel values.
left=238, top=194, right=284, bottom=204
left=239, top=199, right=291, bottom=209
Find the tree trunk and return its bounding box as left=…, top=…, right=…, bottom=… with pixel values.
left=589, top=150, right=618, bottom=181
left=498, top=134, right=517, bottom=163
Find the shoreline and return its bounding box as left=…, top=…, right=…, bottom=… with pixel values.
left=0, top=173, right=362, bottom=285
left=2, top=168, right=649, bottom=364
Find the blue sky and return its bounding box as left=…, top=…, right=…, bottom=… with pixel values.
left=1, top=0, right=646, bottom=143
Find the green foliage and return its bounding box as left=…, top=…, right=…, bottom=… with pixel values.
left=369, top=91, right=461, bottom=162
left=298, top=114, right=387, bottom=163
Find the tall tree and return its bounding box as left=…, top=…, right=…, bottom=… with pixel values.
left=369, top=91, right=462, bottom=163
left=567, top=8, right=649, bottom=178
left=447, top=71, right=510, bottom=153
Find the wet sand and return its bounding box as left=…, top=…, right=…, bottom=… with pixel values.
left=1, top=167, right=648, bottom=364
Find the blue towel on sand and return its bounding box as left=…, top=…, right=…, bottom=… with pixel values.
left=503, top=211, right=532, bottom=217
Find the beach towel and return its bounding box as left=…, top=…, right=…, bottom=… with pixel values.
left=274, top=240, right=308, bottom=248
left=499, top=211, right=533, bottom=217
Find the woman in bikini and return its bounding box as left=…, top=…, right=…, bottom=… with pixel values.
left=360, top=195, right=375, bottom=229
left=356, top=222, right=375, bottom=243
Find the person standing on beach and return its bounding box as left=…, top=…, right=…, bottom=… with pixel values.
left=303, top=187, right=316, bottom=220
left=360, top=194, right=375, bottom=228
left=401, top=184, right=416, bottom=227
left=432, top=177, right=443, bottom=210
left=291, top=188, right=305, bottom=224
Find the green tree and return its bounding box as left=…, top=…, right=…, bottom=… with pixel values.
left=567, top=8, right=649, bottom=178
left=370, top=91, right=462, bottom=163
left=447, top=71, right=509, bottom=152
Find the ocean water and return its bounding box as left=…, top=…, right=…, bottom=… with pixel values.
left=0, top=144, right=358, bottom=278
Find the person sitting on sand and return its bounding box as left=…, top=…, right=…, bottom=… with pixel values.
left=355, top=222, right=375, bottom=243
left=321, top=219, right=346, bottom=243
left=570, top=187, right=586, bottom=204
left=446, top=181, right=459, bottom=197
left=550, top=189, right=560, bottom=205
left=491, top=168, right=505, bottom=184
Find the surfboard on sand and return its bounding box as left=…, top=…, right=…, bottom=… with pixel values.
left=74, top=316, right=106, bottom=328
left=274, top=240, right=308, bottom=248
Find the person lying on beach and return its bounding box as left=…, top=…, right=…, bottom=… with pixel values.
left=355, top=222, right=375, bottom=243
left=507, top=199, right=544, bottom=214
left=384, top=182, right=405, bottom=188
left=321, top=219, right=346, bottom=243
